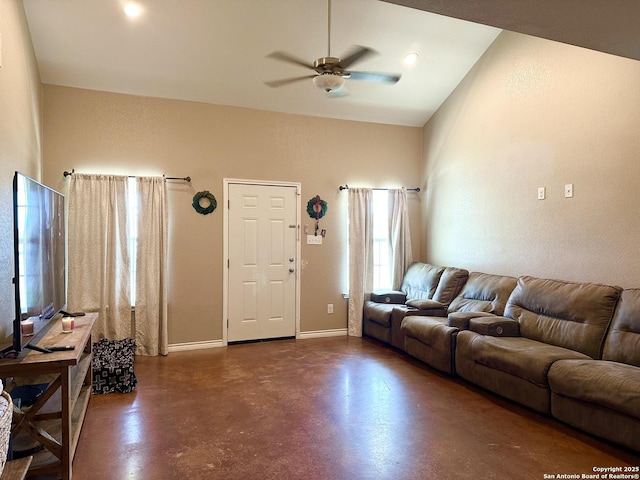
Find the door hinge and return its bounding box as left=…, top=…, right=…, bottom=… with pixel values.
left=227, top=258, right=230, bottom=268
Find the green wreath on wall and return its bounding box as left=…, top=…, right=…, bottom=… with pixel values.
left=306, top=195, right=327, bottom=220
left=192, top=191, right=217, bottom=215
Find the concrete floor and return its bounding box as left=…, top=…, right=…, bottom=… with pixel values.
left=71, top=336, right=638, bottom=479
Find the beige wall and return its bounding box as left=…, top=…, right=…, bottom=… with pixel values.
left=41, top=86, right=423, bottom=345
left=0, top=0, right=42, bottom=339
left=422, top=31, right=640, bottom=288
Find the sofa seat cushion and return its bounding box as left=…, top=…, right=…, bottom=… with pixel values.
left=469, top=336, right=590, bottom=387
left=549, top=359, right=640, bottom=419
left=402, top=316, right=455, bottom=347
left=363, top=301, right=395, bottom=327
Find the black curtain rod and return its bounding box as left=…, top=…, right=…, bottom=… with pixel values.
left=63, top=169, right=191, bottom=182
left=338, top=184, right=420, bottom=192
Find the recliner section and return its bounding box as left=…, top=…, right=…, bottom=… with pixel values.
left=402, top=272, right=517, bottom=374
left=362, top=262, right=468, bottom=348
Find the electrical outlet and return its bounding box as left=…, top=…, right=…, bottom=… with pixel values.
left=307, top=235, right=322, bottom=245
left=565, top=183, right=574, bottom=198
left=327, top=304, right=333, bottom=314
left=537, top=186, right=546, bottom=200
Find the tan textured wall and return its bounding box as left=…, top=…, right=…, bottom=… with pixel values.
left=41, top=86, right=423, bottom=345
left=422, top=31, right=640, bottom=288
left=0, top=0, right=42, bottom=339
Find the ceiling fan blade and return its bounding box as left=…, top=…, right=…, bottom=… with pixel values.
left=266, top=51, right=315, bottom=70
left=264, top=75, right=317, bottom=88
left=345, top=71, right=401, bottom=84
left=339, top=45, right=376, bottom=69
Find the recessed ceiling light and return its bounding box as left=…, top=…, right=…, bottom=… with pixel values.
left=124, top=2, right=142, bottom=17
left=404, top=52, right=419, bottom=66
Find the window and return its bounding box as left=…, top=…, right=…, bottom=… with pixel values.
left=372, top=190, right=391, bottom=290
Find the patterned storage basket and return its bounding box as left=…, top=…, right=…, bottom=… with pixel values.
left=0, top=390, right=12, bottom=476
left=92, top=338, right=138, bottom=394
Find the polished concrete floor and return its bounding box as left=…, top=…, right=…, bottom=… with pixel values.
left=71, top=337, right=638, bottom=479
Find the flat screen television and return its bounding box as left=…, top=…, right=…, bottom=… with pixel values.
left=2, top=172, right=66, bottom=356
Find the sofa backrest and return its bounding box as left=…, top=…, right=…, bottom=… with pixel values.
left=401, top=262, right=445, bottom=301
left=433, top=267, right=469, bottom=305
left=603, top=289, right=640, bottom=367
left=449, top=272, right=517, bottom=315
left=504, top=276, right=621, bottom=359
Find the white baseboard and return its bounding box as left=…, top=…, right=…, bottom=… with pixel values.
left=168, top=339, right=225, bottom=352
left=169, top=330, right=347, bottom=351
left=297, top=328, right=348, bottom=339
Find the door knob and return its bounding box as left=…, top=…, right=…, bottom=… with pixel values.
left=289, top=257, right=295, bottom=262
left=289, top=267, right=295, bottom=273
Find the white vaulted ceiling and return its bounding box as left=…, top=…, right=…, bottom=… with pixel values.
left=23, top=0, right=501, bottom=127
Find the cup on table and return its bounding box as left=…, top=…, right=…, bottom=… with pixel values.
left=21, top=320, right=34, bottom=336
left=61, top=317, right=75, bottom=333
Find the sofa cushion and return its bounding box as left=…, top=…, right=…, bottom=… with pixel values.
left=469, top=336, right=591, bottom=387
left=432, top=267, right=469, bottom=305
left=449, top=272, right=517, bottom=315
left=405, top=298, right=447, bottom=312
left=603, top=288, right=640, bottom=367
left=549, top=359, right=640, bottom=419
left=400, top=263, right=445, bottom=301
left=402, top=315, right=452, bottom=347
left=363, top=301, right=396, bottom=327
left=504, top=276, right=621, bottom=359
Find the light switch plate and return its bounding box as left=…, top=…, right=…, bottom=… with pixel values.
left=537, top=186, right=546, bottom=200
left=307, top=235, right=322, bottom=245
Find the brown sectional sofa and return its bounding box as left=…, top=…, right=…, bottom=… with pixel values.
left=363, top=265, right=640, bottom=453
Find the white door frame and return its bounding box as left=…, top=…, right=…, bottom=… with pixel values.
left=222, top=178, right=301, bottom=345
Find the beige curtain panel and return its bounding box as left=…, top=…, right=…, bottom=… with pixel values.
left=347, top=188, right=373, bottom=337
left=67, top=174, right=168, bottom=356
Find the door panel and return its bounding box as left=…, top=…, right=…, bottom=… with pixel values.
left=228, top=183, right=297, bottom=342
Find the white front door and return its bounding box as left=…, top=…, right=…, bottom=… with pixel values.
left=226, top=182, right=299, bottom=342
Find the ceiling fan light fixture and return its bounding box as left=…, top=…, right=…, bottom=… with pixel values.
left=313, top=73, right=345, bottom=92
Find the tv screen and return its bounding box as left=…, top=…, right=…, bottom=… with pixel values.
left=9, top=172, right=66, bottom=353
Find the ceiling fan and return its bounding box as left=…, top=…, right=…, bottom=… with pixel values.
left=264, top=0, right=401, bottom=95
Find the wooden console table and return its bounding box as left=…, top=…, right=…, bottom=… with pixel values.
left=0, top=313, right=96, bottom=480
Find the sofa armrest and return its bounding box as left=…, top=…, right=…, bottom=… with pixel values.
left=370, top=290, right=406, bottom=304
left=405, top=299, right=448, bottom=317
left=469, top=316, right=520, bottom=337
left=447, top=311, right=496, bottom=330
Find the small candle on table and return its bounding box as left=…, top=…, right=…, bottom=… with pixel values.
left=61, top=317, right=75, bottom=333
left=21, top=320, right=34, bottom=336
